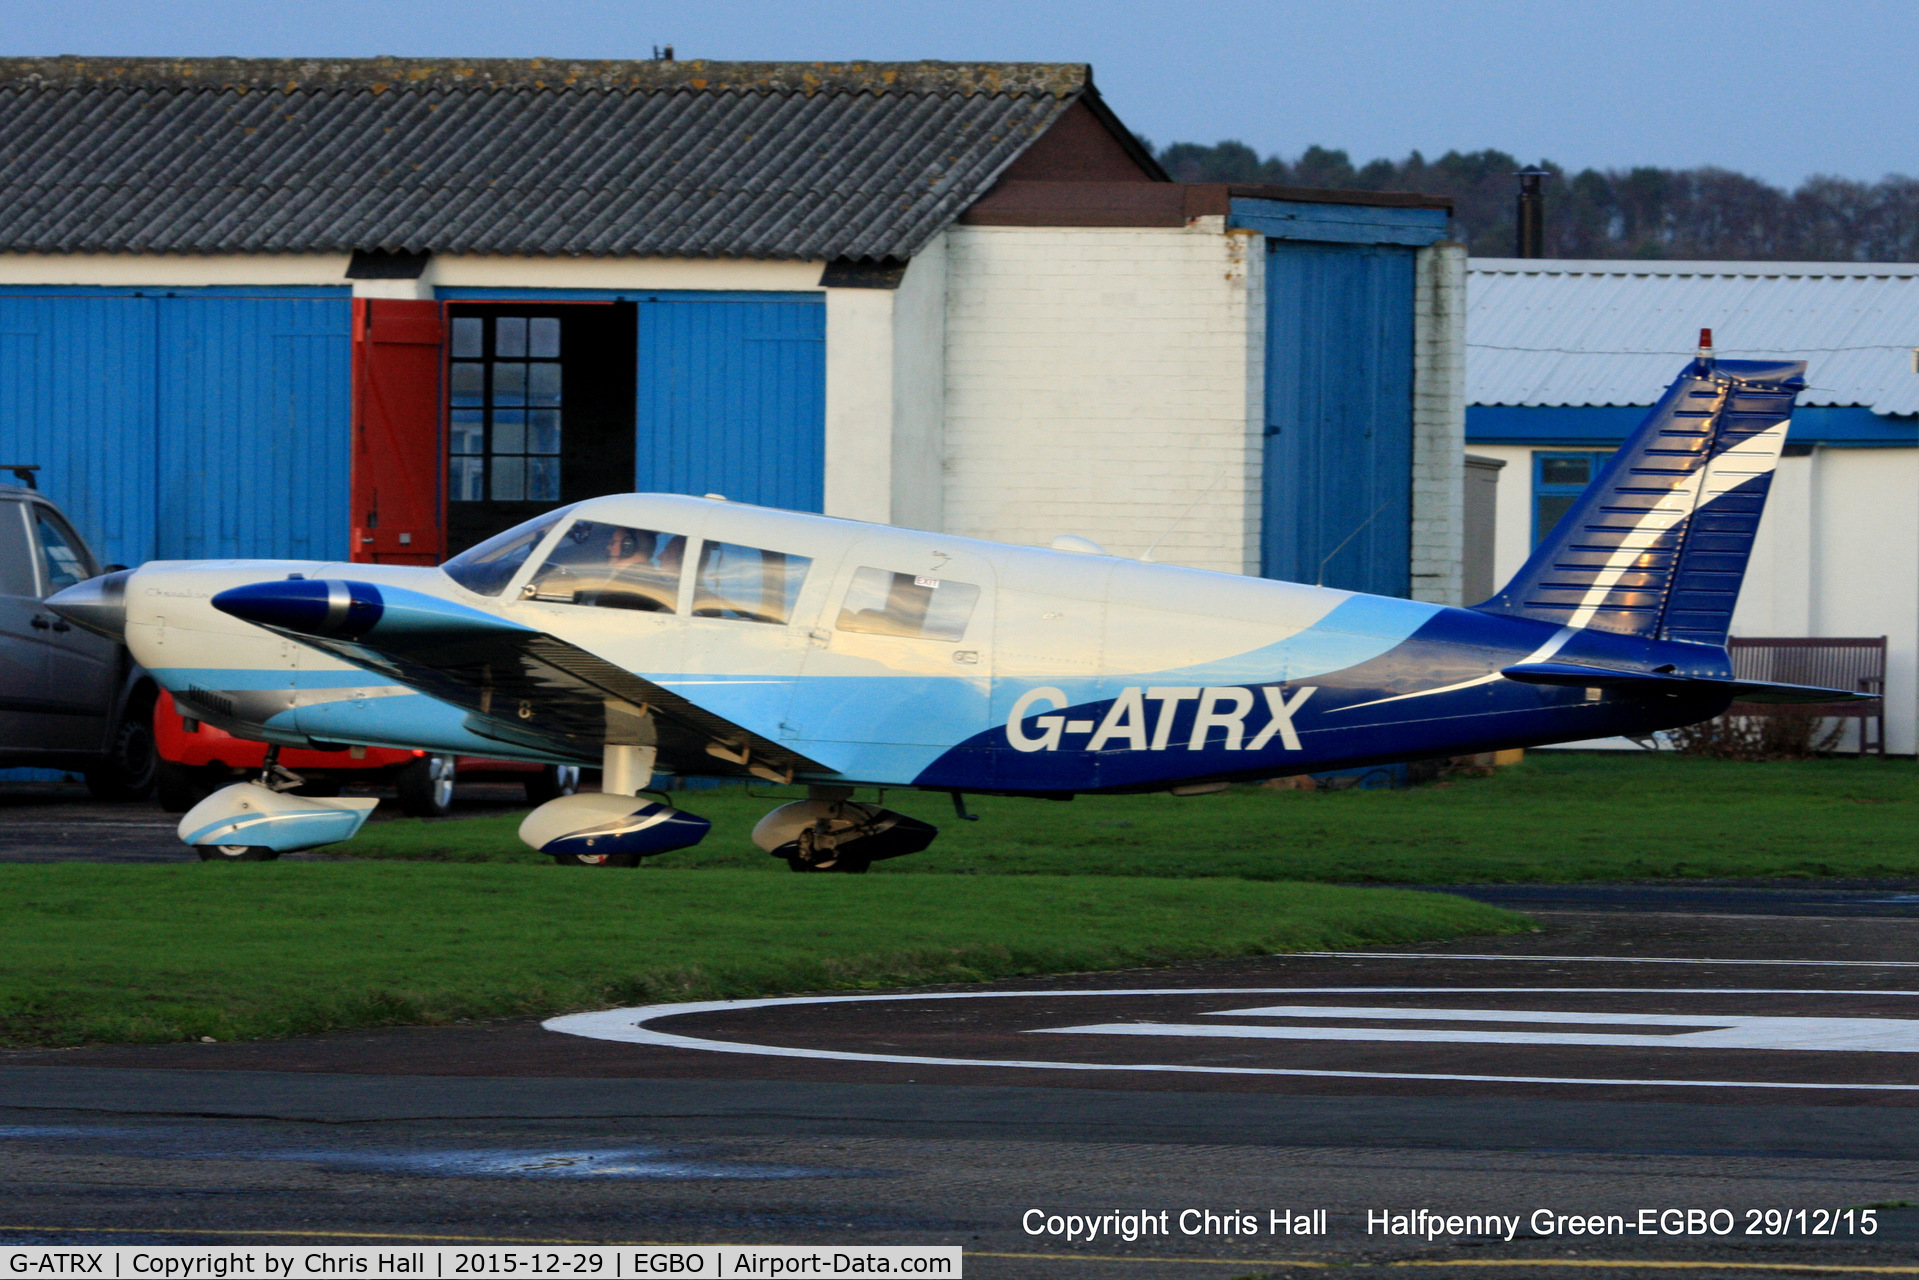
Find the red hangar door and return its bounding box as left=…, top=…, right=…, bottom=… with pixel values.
left=349, top=299, right=445, bottom=565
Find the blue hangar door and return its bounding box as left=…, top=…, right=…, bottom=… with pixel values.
left=636, top=295, right=826, bottom=512
left=1238, top=198, right=1449, bottom=598
left=1263, top=242, right=1413, bottom=596
left=0, top=289, right=351, bottom=569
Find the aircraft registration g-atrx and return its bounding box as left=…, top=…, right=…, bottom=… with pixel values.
left=52, top=347, right=1864, bottom=869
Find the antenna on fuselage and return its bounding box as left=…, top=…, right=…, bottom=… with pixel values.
left=1314, top=500, right=1391, bottom=588
left=1138, top=467, right=1229, bottom=563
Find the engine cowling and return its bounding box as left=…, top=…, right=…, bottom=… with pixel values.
left=751, top=800, right=937, bottom=872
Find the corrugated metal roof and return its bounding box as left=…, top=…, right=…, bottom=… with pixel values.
left=0, top=57, right=1091, bottom=260
left=1468, top=258, right=1919, bottom=414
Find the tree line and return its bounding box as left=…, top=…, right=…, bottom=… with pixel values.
left=1154, top=141, right=1919, bottom=261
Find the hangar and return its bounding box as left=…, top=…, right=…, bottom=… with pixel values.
left=1466, top=258, right=1919, bottom=753
left=0, top=57, right=1464, bottom=603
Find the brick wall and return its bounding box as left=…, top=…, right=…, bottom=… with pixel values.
left=941, top=220, right=1264, bottom=574
left=1411, top=242, right=1468, bottom=604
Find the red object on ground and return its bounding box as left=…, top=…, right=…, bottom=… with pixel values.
left=153, top=690, right=538, bottom=775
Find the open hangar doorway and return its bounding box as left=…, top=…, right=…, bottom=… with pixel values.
left=350, top=291, right=825, bottom=566
left=442, top=302, right=637, bottom=557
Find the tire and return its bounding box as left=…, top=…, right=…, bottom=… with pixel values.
left=85, top=692, right=158, bottom=802
left=784, top=854, right=871, bottom=874
left=524, top=765, right=581, bottom=806
left=154, top=758, right=214, bottom=814
left=396, top=754, right=456, bottom=818
left=197, top=845, right=280, bottom=862
left=294, top=777, right=345, bottom=798
left=551, top=850, right=640, bottom=868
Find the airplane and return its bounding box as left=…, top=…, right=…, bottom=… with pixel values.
left=49, top=342, right=1865, bottom=869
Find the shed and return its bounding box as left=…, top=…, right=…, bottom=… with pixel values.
left=0, top=57, right=1463, bottom=604
left=1465, top=258, right=1919, bottom=753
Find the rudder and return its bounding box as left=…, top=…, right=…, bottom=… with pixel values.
left=1474, top=351, right=1805, bottom=646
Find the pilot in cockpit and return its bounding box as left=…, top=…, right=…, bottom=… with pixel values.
left=527, top=520, right=685, bottom=612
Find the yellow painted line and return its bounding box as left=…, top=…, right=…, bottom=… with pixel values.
left=1388, top=1264, right=1919, bottom=1275
left=0, top=1226, right=627, bottom=1244
left=4, top=1233, right=1914, bottom=1274
left=971, top=1255, right=1919, bottom=1274
left=969, top=1251, right=1327, bottom=1267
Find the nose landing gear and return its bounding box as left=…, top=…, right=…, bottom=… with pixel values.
left=177, top=745, right=379, bottom=860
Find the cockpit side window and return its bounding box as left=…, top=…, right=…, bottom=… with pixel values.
left=836, top=567, right=979, bottom=641
left=692, top=541, right=810, bottom=625
left=525, top=521, right=687, bottom=613
left=440, top=510, right=567, bottom=596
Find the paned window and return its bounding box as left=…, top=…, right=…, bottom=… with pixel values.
left=693, top=541, right=810, bottom=625
left=449, top=315, right=563, bottom=504
left=836, top=567, right=979, bottom=641
left=526, top=520, right=687, bottom=613
left=1533, top=451, right=1612, bottom=547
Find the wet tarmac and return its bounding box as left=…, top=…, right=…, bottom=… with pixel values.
left=4, top=911, right=1919, bottom=1276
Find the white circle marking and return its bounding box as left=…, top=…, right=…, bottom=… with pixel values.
left=543, top=987, right=1919, bottom=1093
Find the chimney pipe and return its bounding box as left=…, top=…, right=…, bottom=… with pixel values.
left=1515, top=168, right=1551, bottom=258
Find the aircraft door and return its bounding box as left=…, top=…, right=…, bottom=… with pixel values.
left=787, top=535, right=995, bottom=754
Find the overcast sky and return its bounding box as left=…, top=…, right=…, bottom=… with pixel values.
left=14, top=0, right=1913, bottom=189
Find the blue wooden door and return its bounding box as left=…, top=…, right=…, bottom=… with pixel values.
left=155, top=295, right=352, bottom=561
left=1262, top=242, right=1415, bottom=597
left=0, top=290, right=350, bottom=568
left=635, top=298, right=825, bottom=511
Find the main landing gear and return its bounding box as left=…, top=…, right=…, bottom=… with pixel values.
left=518, top=745, right=711, bottom=867
left=751, top=787, right=937, bottom=873
left=178, top=745, right=379, bottom=861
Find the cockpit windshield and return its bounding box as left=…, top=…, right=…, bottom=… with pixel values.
left=524, top=520, right=687, bottom=613
left=440, top=508, right=570, bottom=596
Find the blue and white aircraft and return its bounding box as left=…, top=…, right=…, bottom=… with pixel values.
left=51, top=351, right=1860, bottom=869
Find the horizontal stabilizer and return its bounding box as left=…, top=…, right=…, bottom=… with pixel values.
left=1500, top=661, right=1872, bottom=705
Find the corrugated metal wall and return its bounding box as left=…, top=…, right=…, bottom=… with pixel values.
left=635, top=297, right=826, bottom=511
left=0, top=289, right=350, bottom=568
left=1261, top=242, right=1415, bottom=596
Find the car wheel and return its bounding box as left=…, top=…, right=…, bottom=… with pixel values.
left=524, top=765, right=582, bottom=805
left=396, top=754, right=456, bottom=818
left=154, top=758, right=214, bottom=814
left=85, top=692, right=158, bottom=801
left=197, top=845, right=279, bottom=862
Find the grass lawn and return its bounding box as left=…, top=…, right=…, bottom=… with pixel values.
left=0, top=865, right=1524, bottom=1047
left=352, top=752, right=1919, bottom=884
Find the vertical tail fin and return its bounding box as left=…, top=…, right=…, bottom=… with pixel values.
left=1474, top=353, right=1805, bottom=646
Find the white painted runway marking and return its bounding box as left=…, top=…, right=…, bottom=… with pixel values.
left=543, top=987, right=1919, bottom=1092
left=1034, top=1005, right=1919, bottom=1052
left=1297, top=952, right=1919, bottom=968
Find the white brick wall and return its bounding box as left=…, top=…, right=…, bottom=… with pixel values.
left=1411, top=242, right=1468, bottom=605
left=941, top=221, right=1265, bottom=574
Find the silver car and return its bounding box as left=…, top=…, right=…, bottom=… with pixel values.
left=0, top=471, right=156, bottom=798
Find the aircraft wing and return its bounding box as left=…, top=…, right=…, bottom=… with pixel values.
left=1500, top=661, right=1874, bottom=705
left=211, top=578, right=832, bottom=783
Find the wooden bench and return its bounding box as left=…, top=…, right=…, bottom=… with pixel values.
left=1727, top=636, right=1887, bottom=757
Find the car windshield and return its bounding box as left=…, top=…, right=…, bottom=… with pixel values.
left=440, top=509, right=570, bottom=596
left=525, top=520, right=687, bottom=613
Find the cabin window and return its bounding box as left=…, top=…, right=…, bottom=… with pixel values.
left=836, top=567, right=980, bottom=641
left=524, top=520, right=687, bottom=613
left=1533, top=451, right=1612, bottom=547
left=692, top=541, right=810, bottom=625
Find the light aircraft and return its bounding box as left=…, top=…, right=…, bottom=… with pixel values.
left=50, top=347, right=1861, bottom=869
